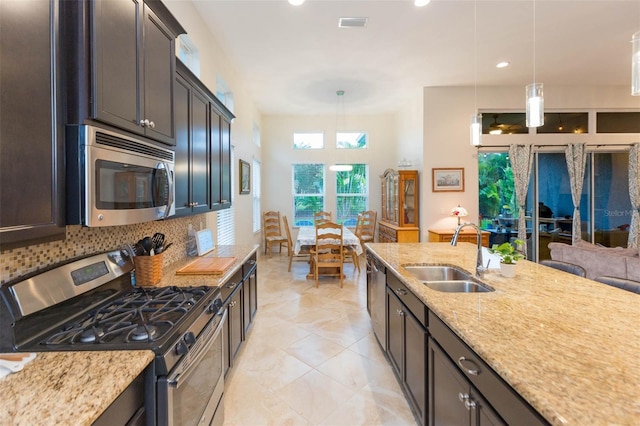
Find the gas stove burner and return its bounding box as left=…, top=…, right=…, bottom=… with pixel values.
left=79, top=327, right=104, bottom=343
left=131, top=325, right=157, bottom=342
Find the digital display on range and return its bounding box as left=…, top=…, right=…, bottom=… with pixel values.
left=70, top=261, right=109, bottom=286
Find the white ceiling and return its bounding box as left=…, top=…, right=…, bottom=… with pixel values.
left=193, top=0, right=640, bottom=116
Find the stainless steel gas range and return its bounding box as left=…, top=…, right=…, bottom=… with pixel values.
left=0, top=250, right=226, bottom=426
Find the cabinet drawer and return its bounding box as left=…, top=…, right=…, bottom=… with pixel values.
left=387, top=273, right=427, bottom=327
left=243, top=252, right=257, bottom=278
left=428, top=312, right=547, bottom=425
left=378, top=223, right=397, bottom=243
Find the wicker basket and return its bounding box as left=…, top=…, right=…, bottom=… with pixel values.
left=134, top=252, right=164, bottom=286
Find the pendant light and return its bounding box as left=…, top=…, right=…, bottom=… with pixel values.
left=633, top=30, right=640, bottom=96
left=330, top=90, right=353, bottom=172
left=526, top=0, right=544, bottom=127
left=469, top=0, right=482, bottom=146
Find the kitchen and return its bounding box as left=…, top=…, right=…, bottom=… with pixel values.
left=2, top=0, right=640, bottom=425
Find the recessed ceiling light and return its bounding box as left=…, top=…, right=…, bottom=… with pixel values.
left=288, top=0, right=304, bottom=5
left=415, top=0, right=431, bottom=6
left=496, top=61, right=510, bottom=68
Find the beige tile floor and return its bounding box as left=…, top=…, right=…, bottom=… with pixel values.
left=223, top=252, right=418, bottom=426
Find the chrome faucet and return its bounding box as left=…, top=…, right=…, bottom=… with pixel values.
left=451, top=222, right=486, bottom=278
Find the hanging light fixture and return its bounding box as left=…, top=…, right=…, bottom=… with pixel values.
left=632, top=30, right=640, bottom=96
left=526, top=0, right=544, bottom=127
left=330, top=90, right=353, bottom=172
left=469, top=0, right=482, bottom=146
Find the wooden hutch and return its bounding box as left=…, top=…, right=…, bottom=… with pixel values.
left=378, top=169, right=420, bottom=242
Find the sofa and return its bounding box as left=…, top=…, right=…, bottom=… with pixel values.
left=548, top=241, right=640, bottom=281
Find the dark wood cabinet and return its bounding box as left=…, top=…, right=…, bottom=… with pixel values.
left=224, top=278, right=243, bottom=377
left=242, top=255, right=258, bottom=334
left=210, top=103, right=233, bottom=210
left=386, top=283, right=427, bottom=425
left=65, top=0, right=184, bottom=145
left=428, top=338, right=504, bottom=426
left=0, top=0, right=65, bottom=248
left=174, top=71, right=210, bottom=216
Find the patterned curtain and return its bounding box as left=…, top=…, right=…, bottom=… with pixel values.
left=508, top=144, right=534, bottom=256
left=565, top=143, right=587, bottom=244
left=629, top=143, right=640, bottom=249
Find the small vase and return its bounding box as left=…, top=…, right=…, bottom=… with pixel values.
left=500, top=262, right=517, bottom=278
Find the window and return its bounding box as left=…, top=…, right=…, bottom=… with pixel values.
left=537, top=113, right=588, bottom=134
left=336, top=164, right=368, bottom=225
left=596, top=112, right=640, bottom=133
left=482, top=113, right=527, bottom=135
left=217, top=148, right=235, bottom=245
left=292, top=164, right=325, bottom=226
left=293, top=133, right=324, bottom=149
left=177, top=35, right=200, bottom=77
left=253, top=122, right=261, bottom=147
left=252, top=160, right=261, bottom=233
left=216, top=75, right=234, bottom=112
left=337, top=132, right=367, bottom=149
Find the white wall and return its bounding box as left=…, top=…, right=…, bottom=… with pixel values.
left=422, top=84, right=640, bottom=238
left=164, top=0, right=262, bottom=247
left=261, top=114, right=397, bottom=226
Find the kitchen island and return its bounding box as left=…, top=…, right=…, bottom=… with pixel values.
left=366, top=242, right=640, bottom=425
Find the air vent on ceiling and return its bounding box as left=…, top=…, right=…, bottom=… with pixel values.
left=338, top=17, right=368, bottom=28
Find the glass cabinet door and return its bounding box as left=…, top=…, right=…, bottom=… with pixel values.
left=402, top=174, right=417, bottom=226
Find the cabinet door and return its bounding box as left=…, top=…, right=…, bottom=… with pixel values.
left=228, top=288, right=243, bottom=364
left=405, top=310, right=427, bottom=424
left=142, top=6, right=175, bottom=145
left=209, top=108, right=222, bottom=209
left=473, top=389, right=505, bottom=426
left=248, top=267, right=258, bottom=320
left=0, top=0, right=65, bottom=247
left=92, top=0, right=141, bottom=134
left=401, top=172, right=418, bottom=227
left=429, top=338, right=471, bottom=426
left=173, top=74, right=190, bottom=217
left=190, top=88, right=210, bottom=214
left=220, top=118, right=232, bottom=207
left=386, top=288, right=404, bottom=379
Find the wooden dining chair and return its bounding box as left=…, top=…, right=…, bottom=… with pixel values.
left=314, top=211, right=332, bottom=226
left=311, top=221, right=344, bottom=287
left=343, top=215, right=362, bottom=273
left=263, top=211, right=288, bottom=257
left=358, top=210, right=377, bottom=251
left=283, top=215, right=310, bottom=271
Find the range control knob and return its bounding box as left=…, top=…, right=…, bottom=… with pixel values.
left=183, top=332, right=196, bottom=346
left=175, top=340, right=189, bottom=355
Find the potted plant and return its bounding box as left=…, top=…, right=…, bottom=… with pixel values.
left=489, top=239, right=524, bottom=277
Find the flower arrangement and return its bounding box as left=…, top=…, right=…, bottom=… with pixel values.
left=450, top=205, right=468, bottom=226
left=489, top=239, right=525, bottom=264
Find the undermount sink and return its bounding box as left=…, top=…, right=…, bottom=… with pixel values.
left=403, top=265, right=495, bottom=293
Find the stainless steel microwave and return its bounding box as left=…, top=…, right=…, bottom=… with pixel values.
left=67, top=125, right=175, bottom=227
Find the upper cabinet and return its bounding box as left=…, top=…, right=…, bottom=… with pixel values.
left=379, top=169, right=420, bottom=243
left=0, top=0, right=66, bottom=248
left=64, top=0, right=185, bottom=145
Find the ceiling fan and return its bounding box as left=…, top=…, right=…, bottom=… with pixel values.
left=488, top=114, right=524, bottom=134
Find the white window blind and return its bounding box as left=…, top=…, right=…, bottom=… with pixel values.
left=216, top=207, right=235, bottom=245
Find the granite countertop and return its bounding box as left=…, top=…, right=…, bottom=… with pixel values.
left=156, top=244, right=259, bottom=288
left=0, top=350, right=154, bottom=425
left=366, top=242, right=640, bottom=425
left=0, top=244, right=259, bottom=425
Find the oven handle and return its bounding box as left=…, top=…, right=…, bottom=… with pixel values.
left=166, top=310, right=227, bottom=388
left=162, top=162, right=174, bottom=220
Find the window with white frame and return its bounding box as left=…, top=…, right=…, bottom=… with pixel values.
left=177, top=35, right=200, bottom=77
left=217, top=148, right=235, bottom=245
left=292, top=164, right=325, bottom=226
left=252, top=160, right=261, bottom=233
left=336, top=164, right=368, bottom=225
left=336, top=132, right=367, bottom=149
left=293, top=132, right=324, bottom=149
left=216, top=75, right=234, bottom=113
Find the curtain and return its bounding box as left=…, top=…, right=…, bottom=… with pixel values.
left=565, top=143, right=587, bottom=245
left=508, top=144, right=534, bottom=257
left=629, top=143, right=640, bottom=249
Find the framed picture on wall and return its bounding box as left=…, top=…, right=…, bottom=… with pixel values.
left=432, top=168, right=464, bottom=192
left=240, top=159, right=250, bottom=194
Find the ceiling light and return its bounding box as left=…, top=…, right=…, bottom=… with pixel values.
left=469, top=1, right=481, bottom=147
left=496, top=61, right=510, bottom=68
left=288, top=0, right=305, bottom=5
left=332, top=90, right=353, bottom=173
left=414, top=0, right=431, bottom=7
left=526, top=0, right=544, bottom=128
left=632, top=31, right=640, bottom=96
left=338, top=17, right=368, bottom=28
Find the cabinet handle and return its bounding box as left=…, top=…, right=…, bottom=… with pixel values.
left=148, top=120, right=155, bottom=129
left=220, top=199, right=228, bottom=204
left=140, top=119, right=150, bottom=127
left=458, top=393, right=476, bottom=410
left=227, top=282, right=237, bottom=289
left=457, top=356, right=480, bottom=376
left=229, top=301, right=236, bottom=308
left=396, top=309, right=405, bottom=316
left=395, top=288, right=407, bottom=296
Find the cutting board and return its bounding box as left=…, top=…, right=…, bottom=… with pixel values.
left=175, top=256, right=237, bottom=275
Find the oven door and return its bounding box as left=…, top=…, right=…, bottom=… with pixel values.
left=158, top=310, right=226, bottom=426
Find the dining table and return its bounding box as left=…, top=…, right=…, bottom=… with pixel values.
left=293, top=225, right=363, bottom=279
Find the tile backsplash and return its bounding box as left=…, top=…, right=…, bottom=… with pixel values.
left=0, top=215, right=208, bottom=285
